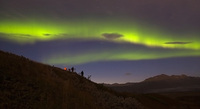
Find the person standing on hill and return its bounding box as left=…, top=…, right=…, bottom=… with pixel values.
left=71, top=67, right=74, bottom=72
left=81, top=71, right=84, bottom=77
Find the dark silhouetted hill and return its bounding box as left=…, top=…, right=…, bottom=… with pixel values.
left=0, top=50, right=145, bottom=109
left=107, top=74, right=200, bottom=93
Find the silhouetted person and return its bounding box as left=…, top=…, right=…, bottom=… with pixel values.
left=69, top=69, right=71, bottom=72
left=81, top=71, right=84, bottom=77
left=71, top=67, right=74, bottom=72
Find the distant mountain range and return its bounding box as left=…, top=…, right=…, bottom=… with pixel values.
left=106, top=74, right=200, bottom=93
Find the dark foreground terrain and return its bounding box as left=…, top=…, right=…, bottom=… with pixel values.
left=1, top=50, right=200, bottom=109
left=125, top=92, right=200, bottom=109
left=106, top=74, right=200, bottom=109
left=0, top=50, right=145, bottom=109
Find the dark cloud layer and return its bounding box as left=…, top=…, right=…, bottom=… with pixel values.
left=165, top=42, right=192, bottom=44
left=102, top=33, right=123, bottom=40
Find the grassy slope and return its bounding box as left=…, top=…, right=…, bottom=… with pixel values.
left=115, top=91, right=200, bottom=109
left=0, top=50, right=145, bottom=109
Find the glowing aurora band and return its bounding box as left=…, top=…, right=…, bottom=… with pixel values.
left=44, top=47, right=200, bottom=65
left=0, top=19, right=200, bottom=49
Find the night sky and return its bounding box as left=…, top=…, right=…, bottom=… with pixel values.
left=1, top=0, right=200, bottom=83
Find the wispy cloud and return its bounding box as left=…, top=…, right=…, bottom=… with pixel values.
left=102, top=33, right=123, bottom=40
left=165, top=42, right=192, bottom=44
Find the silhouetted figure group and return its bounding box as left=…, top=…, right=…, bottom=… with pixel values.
left=65, top=67, right=75, bottom=72
left=63, top=66, right=92, bottom=80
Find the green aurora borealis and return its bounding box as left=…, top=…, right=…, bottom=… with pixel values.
left=1, top=0, right=200, bottom=83
left=1, top=18, right=200, bottom=65
left=1, top=19, right=200, bottom=50
left=45, top=47, right=200, bottom=65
